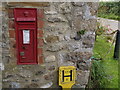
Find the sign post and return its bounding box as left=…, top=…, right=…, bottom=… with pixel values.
left=114, top=30, right=120, bottom=60
left=59, top=66, right=76, bottom=90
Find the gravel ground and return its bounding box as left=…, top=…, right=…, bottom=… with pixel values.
left=97, top=18, right=119, bottom=32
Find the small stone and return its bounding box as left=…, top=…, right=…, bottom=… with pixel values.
left=0, top=63, right=4, bottom=70
left=83, top=5, right=96, bottom=20
left=61, top=61, right=75, bottom=66
left=4, top=74, right=13, bottom=79
left=45, top=11, right=57, bottom=15
left=49, top=73, right=55, bottom=80
left=44, top=74, right=50, bottom=80
left=77, top=71, right=90, bottom=86
left=67, top=52, right=92, bottom=61
left=31, top=79, right=39, bottom=82
left=58, top=35, right=64, bottom=41
left=25, top=80, right=28, bottom=82
left=0, top=42, right=2, bottom=47
left=73, top=7, right=84, bottom=16
left=9, top=82, right=20, bottom=88
left=67, top=41, right=82, bottom=52
left=35, top=71, right=44, bottom=76
left=70, top=32, right=76, bottom=39
left=47, top=15, right=67, bottom=23
left=57, top=51, right=68, bottom=66
left=24, top=83, right=39, bottom=88
left=72, top=84, right=83, bottom=88
left=40, top=82, right=53, bottom=88
left=47, top=17, right=60, bottom=23
left=45, top=35, right=59, bottom=43
left=77, top=61, right=91, bottom=70
left=59, top=3, right=71, bottom=14
left=74, top=35, right=81, bottom=40
left=82, top=40, right=93, bottom=48
left=72, top=2, right=85, bottom=7
left=45, top=55, right=56, bottom=62
left=64, top=33, right=71, bottom=41
left=46, top=43, right=65, bottom=52
left=19, top=70, right=33, bottom=78
left=48, top=65, right=56, bottom=71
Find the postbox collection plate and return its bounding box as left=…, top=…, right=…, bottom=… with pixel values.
left=14, top=8, right=37, bottom=64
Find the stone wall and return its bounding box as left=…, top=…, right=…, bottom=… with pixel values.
left=0, top=1, right=2, bottom=89
left=2, top=2, right=98, bottom=88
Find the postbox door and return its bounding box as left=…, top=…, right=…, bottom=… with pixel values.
left=18, top=29, right=36, bottom=63
left=14, top=8, right=37, bottom=64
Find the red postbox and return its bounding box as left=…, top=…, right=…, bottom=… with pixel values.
left=14, top=8, right=37, bottom=64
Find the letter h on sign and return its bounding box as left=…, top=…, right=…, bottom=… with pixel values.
left=59, top=66, right=76, bottom=88
left=62, top=70, right=72, bottom=82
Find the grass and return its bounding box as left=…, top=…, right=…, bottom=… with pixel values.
left=93, top=36, right=114, bottom=59
left=98, top=14, right=120, bottom=21
left=93, top=35, right=118, bottom=88
left=98, top=2, right=120, bottom=21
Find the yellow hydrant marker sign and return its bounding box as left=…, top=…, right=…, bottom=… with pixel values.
left=59, top=66, right=76, bottom=90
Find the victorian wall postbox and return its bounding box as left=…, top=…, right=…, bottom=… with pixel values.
left=14, top=8, right=37, bottom=64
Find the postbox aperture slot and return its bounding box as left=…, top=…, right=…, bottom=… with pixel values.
left=16, top=18, right=36, bottom=21
left=18, top=22, right=35, bottom=25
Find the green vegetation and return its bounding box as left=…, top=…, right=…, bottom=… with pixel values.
left=87, top=2, right=119, bottom=88
left=98, top=2, right=120, bottom=20
left=87, top=35, right=118, bottom=88
left=77, top=29, right=86, bottom=35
